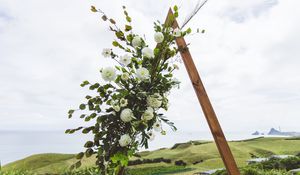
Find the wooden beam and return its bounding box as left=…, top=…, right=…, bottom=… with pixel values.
left=165, top=8, right=240, bottom=175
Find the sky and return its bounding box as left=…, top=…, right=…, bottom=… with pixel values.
left=0, top=0, right=299, bottom=135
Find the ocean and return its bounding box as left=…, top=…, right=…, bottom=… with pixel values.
left=0, top=130, right=260, bottom=165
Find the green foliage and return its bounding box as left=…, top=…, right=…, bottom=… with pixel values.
left=0, top=170, right=35, bottom=175
left=2, top=138, right=300, bottom=174
left=125, top=166, right=192, bottom=175
left=65, top=4, right=194, bottom=175
left=111, top=152, right=129, bottom=167
left=251, top=157, right=300, bottom=171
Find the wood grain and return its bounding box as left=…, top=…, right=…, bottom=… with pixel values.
left=165, top=8, right=240, bottom=175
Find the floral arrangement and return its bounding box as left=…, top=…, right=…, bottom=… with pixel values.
left=66, top=5, right=194, bottom=175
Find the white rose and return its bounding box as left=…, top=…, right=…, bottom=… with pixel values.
left=147, top=131, right=155, bottom=141
left=120, top=98, right=128, bottom=107
left=102, top=48, right=112, bottom=58
left=142, top=47, right=154, bottom=58
left=120, top=108, right=134, bottom=122
left=119, top=134, right=132, bottom=147
left=173, top=28, right=182, bottom=37
left=142, top=107, right=154, bottom=121
left=119, top=54, right=131, bottom=66
left=101, top=67, right=117, bottom=82
left=136, top=67, right=149, bottom=80
left=147, top=93, right=163, bottom=108
left=121, top=73, right=130, bottom=81
left=132, top=36, right=142, bottom=48
left=154, top=32, right=164, bottom=43
left=153, top=121, right=162, bottom=132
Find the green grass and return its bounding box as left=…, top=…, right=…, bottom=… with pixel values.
left=127, top=163, right=193, bottom=175
left=2, top=137, right=300, bottom=175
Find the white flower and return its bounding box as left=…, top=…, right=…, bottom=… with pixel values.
left=147, top=131, right=155, bottom=141
left=102, top=48, right=112, bottom=58
left=121, top=73, right=130, bottom=81
left=120, top=108, right=134, bottom=122
left=141, top=107, right=154, bottom=121
left=153, top=121, right=162, bottom=132
left=112, top=104, right=120, bottom=112
left=101, top=67, right=117, bottom=81
left=173, top=28, right=182, bottom=37
left=147, top=93, right=163, bottom=108
left=136, top=67, right=149, bottom=80
left=132, top=36, right=142, bottom=48
left=120, top=98, right=128, bottom=107
left=142, top=47, right=154, bottom=58
left=119, top=134, right=132, bottom=147
left=154, top=32, right=164, bottom=43
left=119, top=54, right=131, bottom=66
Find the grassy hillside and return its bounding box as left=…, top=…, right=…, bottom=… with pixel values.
left=2, top=137, right=300, bottom=174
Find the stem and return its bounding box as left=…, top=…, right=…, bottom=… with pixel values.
left=117, top=166, right=125, bottom=175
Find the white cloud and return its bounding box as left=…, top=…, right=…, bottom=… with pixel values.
left=0, top=0, right=299, bottom=134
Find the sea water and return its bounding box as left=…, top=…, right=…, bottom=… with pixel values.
left=0, top=130, right=259, bottom=165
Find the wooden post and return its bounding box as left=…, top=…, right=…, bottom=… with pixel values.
left=165, top=9, right=240, bottom=175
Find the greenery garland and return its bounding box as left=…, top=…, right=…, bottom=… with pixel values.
left=66, top=5, right=193, bottom=175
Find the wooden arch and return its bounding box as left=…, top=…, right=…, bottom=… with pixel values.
left=165, top=9, right=240, bottom=175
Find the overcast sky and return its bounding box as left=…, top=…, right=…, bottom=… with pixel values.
left=0, top=0, right=299, bottom=134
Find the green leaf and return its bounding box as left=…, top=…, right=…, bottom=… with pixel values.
left=125, top=25, right=132, bottom=32
left=75, top=161, right=81, bottom=168
left=68, top=109, right=75, bottom=114
left=173, top=5, right=178, bottom=11
left=89, top=83, right=100, bottom=90
left=126, top=34, right=133, bottom=42
left=126, top=16, right=132, bottom=23
left=85, top=95, right=92, bottom=99
left=84, top=141, right=94, bottom=148
left=82, top=127, right=94, bottom=134
left=70, top=164, right=75, bottom=170
left=112, top=41, right=119, bottom=47
left=80, top=80, right=90, bottom=87
left=115, top=66, right=121, bottom=71
left=80, top=114, right=86, bottom=118
left=85, top=148, right=94, bottom=157
left=90, top=6, right=97, bottom=13
left=76, top=152, right=84, bottom=159
left=90, top=113, right=97, bottom=119
left=109, top=18, right=116, bottom=24
left=111, top=152, right=129, bottom=166
left=101, top=15, right=107, bottom=21
left=79, top=104, right=86, bottom=110
left=154, top=48, right=160, bottom=56
left=115, top=31, right=125, bottom=40
left=174, top=12, right=179, bottom=18
left=186, top=28, right=192, bottom=34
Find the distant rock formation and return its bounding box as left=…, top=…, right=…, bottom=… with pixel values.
left=268, top=128, right=300, bottom=136
left=252, top=131, right=260, bottom=135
